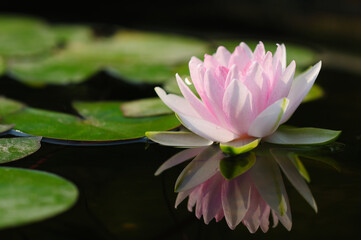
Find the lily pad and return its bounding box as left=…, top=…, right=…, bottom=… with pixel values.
left=0, top=124, right=14, bottom=134
left=0, top=137, right=41, bottom=164
left=219, top=152, right=256, bottom=180
left=0, top=98, right=180, bottom=141
left=0, top=97, right=24, bottom=116
left=121, top=98, right=172, bottom=117
left=51, top=25, right=93, bottom=44
left=0, top=15, right=55, bottom=57
left=7, top=30, right=209, bottom=85
left=0, top=167, right=78, bottom=229
left=0, top=57, right=4, bottom=76
left=8, top=53, right=100, bottom=85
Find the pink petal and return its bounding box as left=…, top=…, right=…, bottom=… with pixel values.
left=177, top=111, right=238, bottom=142
left=176, top=74, right=218, bottom=124
left=175, top=188, right=194, bottom=208
left=155, top=87, right=200, bottom=117
left=268, top=60, right=296, bottom=105
left=242, top=188, right=261, bottom=233
left=222, top=79, right=253, bottom=134
left=281, top=61, right=322, bottom=123
left=214, top=46, right=231, bottom=67
left=253, top=41, right=265, bottom=62
left=248, top=98, right=289, bottom=138
left=228, top=46, right=252, bottom=74
left=189, top=57, right=206, bottom=99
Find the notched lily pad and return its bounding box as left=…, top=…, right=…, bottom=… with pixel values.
left=121, top=98, right=172, bottom=117
left=0, top=137, right=42, bottom=164
left=0, top=124, right=14, bottom=134
left=0, top=15, right=56, bottom=57
left=0, top=97, right=180, bottom=142
left=0, top=167, right=78, bottom=229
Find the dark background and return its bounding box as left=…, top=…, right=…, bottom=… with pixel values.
left=2, top=0, right=361, bottom=52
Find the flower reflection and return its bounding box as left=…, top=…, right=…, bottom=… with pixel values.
left=156, top=144, right=327, bottom=233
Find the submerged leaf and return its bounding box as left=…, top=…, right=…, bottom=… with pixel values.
left=0, top=137, right=41, bottom=164
left=0, top=167, right=78, bottom=229
left=0, top=15, right=55, bottom=57
left=220, top=152, right=256, bottom=180
left=121, top=98, right=172, bottom=117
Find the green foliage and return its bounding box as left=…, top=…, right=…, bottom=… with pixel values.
left=0, top=137, right=41, bottom=164
left=121, top=98, right=172, bottom=117
left=0, top=167, right=78, bottom=229
left=0, top=97, right=180, bottom=141
left=0, top=15, right=55, bottom=57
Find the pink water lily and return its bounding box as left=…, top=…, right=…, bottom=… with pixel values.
left=146, top=42, right=337, bottom=154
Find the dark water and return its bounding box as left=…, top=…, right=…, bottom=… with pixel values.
left=0, top=51, right=360, bottom=239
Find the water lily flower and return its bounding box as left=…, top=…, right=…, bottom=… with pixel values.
left=156, top=145, right=319, bottom=232
left=146, top=42, right=340, bottom=155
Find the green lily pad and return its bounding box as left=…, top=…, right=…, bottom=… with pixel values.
left=0, top=98, right=180, bottom=141
left=0, top=167, right=78, bottom=229
left=52, top=25, right=93, bottom=44
left=8, top=30, right=209, bottom=85
left=0, top=15, right=56, bottom=57
left=0, top=97, right=24, bottom=116
left=219, top=152, right=256, bottom=180
left=0, top=137, right=41, bottom=164
left=0, top=57, right=4, bottom=76
left=215, top=40, right=317, bottom=68
left=8, top=53, right=100, bottom=85
left=121, top=98, right=172, bottom=117
left=0, top=124, right=14, bottom=134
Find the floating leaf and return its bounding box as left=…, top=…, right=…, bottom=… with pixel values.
left=0, top=167, right=78, bottom=229
left=0, top=137, right=41, bottom=164
left=0, top=57, right=4, bottom=76
left=121, top=98, right=172, bottom=117
left=0, top=98, right=180, bottom=141
left=51, top=25, right=93, bottom=44
left=0, top=97, right=24, bottom=116
left=8, top=30, right=209, bottom=85
left=8, top=53, right=100, bottom=85
left=0, top=124, right=14, bottom=134
left=0, top=15, right=55, bottom=57
left=220, top=152, right=256, bottom=180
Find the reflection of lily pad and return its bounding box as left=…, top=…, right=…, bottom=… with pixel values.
left=0, top=137, right=41, bottom=164
left=0, top=15, right=55, bottom=57
left=0, top=97, right=180, bottom=141
left=220, top=152, right=256, bottom=180
left=0, top=167, right=78, bottom=229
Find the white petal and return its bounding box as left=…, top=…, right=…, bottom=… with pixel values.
left=175, top=188, right=193, bottom=208
left=214, top=46, right=231, bottom=66
left=177, top=109, right=238, bottom=143
left=248, top=98, right=289, bottom=138
left=281, top=61, right=322, bottom=123
left=155, top=87, right=199, bottom=117
left=154, top=146, right=207, bottom=176
left=146, top=131, right=213, bottom=148
left=174, top=145, right=224, bottom=192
